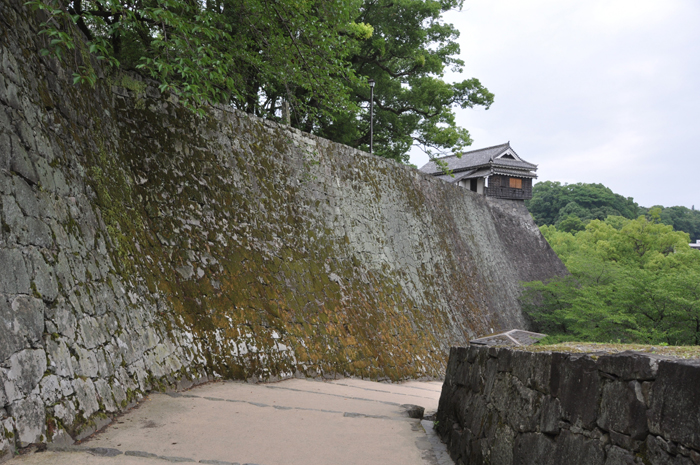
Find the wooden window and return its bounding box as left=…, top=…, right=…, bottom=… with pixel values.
left=509, top=177, right=522, bottom=189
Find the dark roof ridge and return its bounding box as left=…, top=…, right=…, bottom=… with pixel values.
left=430, top=142, right=510, bottom=161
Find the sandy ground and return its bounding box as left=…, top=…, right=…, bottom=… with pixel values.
left=9, top=378, right=453, bottom=465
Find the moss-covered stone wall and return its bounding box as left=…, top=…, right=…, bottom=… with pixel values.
left=0, top=0, right=566, bottom=458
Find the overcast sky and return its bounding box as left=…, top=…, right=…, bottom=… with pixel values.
left=408, top=0, right=700, bottom=209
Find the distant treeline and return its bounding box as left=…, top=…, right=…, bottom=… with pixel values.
left=525, top=181, right=700, bottom=242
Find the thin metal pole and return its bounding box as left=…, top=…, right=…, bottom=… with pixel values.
left=369, top=80, right=375, bottom=154
left=369, top=86, right=374, bottom=154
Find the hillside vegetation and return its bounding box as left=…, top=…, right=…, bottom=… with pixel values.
left=522, top=181, right=700, bottom=345
left=525, top=181, right=700, bottom=241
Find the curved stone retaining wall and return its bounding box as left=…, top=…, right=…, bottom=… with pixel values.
left=437, top=345, right=700, bottom=465
left=0, top=0, right=566, bottom=458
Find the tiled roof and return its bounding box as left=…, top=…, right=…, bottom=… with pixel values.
left=492, top=167, right=538, bottom=179
left=470, top=329, right=547, bottom=347
left=418, top=142, right=537, bottom=175
left=435, top=170, right=476, bottom=183
left=460, top=168, right=492, bottom=180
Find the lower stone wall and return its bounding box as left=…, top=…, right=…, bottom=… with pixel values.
left=436, top=345, right=700, bottom=465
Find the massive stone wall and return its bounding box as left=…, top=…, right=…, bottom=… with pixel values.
left=0, top=0, right=566, bottom=458
left=437, top=345, right=700, bottom=465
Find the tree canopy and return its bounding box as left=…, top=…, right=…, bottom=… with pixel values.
left=29, top=0, right=492, bottom=163
left=316, top=0, right=494, bottom=163
left=525, top=181, right=640, bottom=230
left=522, top=216, right=700, bottom=345
left=525, top=181, right=700, bottom=241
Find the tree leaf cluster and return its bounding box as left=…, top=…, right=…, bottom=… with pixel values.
left=522, top=216, right=700, bottom=345
left=526, top=181, right=700, bottom=241
left=639, top=205, right=700, bottom=243
left=525, top=181, right=640, bottom=231
left=27, top=0, right=493, bottom=162
left=315, top=0, right=494, bottom=163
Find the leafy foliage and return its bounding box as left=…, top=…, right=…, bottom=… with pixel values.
left=522, top=217, right=700, bottom=345
left=640, top=205, right=700, bottom=242
left=315, top=0, right=495, bottom=163
left=27, top=0, right=492, bottom=162
left=525, top=181, right=640, bottom=228
left=27, top=0, right=368, bottom=117
left=526, top=181, right=700, bottom=241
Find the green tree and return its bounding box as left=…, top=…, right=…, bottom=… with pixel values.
left=28, top=0, right=492, bottom=164
left=28, top=0, right=371, bottom=117
left=525, top=181, right=640, bottom=227
left=557, top=215, right=585, bottom=233
left=315, top=0, right=494, bottom=163
left=522, top=216, right=700, bottom=345
left=641, top=205, right=700, bottom=242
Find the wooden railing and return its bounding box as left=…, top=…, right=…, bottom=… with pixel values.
left=484, top=186, right=533, bottom=200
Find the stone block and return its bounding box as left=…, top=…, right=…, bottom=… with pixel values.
left=511, top=350, right=551, bottom=394
left=46, top=339, right=74, bottom=378
left=552, top=430, right=605, bottom=465
left=78, top=316, right=108, bottom=349
left=93, top=379, right=116, bottom=412
left=39, top=375, right=62, bottom=405
left=491, top=423, right=515, bottom=465
left=554, top=355, right=601, bottom=428
left=72, top=378, right=99, bottom=418
left=645, top=435, right=693, bottom=465
left=45, top=301, right=77, bottom=341
left=7, top=395, right=46, bottom=447
left=2, top=349, right=47, bottom=402
left=609, top=430, right=643, bottom=452
left=0, top=248, right=30, bottom=294
left=0, top=435, right=12, bottom=463
left=598, top=380, right=648, bottom=439
left=50, top=222, right=71, bottom=250
left=451, top=357, right=470, bottom=387
left=0, top=377, right=6, bottom=407
left=496, top=346, right=514, bottom=372
left=597, top=353, right=657, bottom=381
left=605, top=445, right=636, bottom=465
left=513, top=432, right=555, bottom=465
left=483, top=357, right=500, bottom=399
left=95, top=349, right=114, bottom=378
left=0, top=295, right=43, bottom=362
left=0, top=131, right=11, bottom=172
left=22, top=217, right=54, bottom=248
left=53, top=169, right=69, bottom=196
left=9, top=135, right=38, bottom=185
left=4, top=82, right=20, bottom=110
left=53, top=399, right=77, bottom=426
left=12, top=177, right=39, bottom=218
left=27, top=248, right=58, bottom=301
left=2, top=193, right=22, bottom=227
left=507, top=377, right=543, bottom=433
left=111, top=383, right=127, bottom=411
left=34, top=157, right=56, bottom=193
left=52, top=252, right=73, bottom=291
left=72, top=346, right=99, bottom=378
left=466, top=345, right=481, bottom=363
left=540, top=396, right=562, bottom=434
left=648, top=359, right=700, bottom=450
